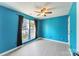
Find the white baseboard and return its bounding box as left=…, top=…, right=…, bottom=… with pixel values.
left=0, top=44, right=25, bottom=56
left=76, top=50, right=79, bottom=54
left=41, top=37, right=68, bottom=45
left=36, top=37, right=42, bottom=40
left=0, top=37, right=71, bottom=56
left=69, top=48, right=73, bottom=56
left=40, top=37, right=73, bottom=56
left=0, top=38, right=40, bottom=56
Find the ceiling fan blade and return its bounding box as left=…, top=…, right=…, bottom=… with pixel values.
left=45, top=12, right=52, bottom=14
left=44, top=14, right=46, bottom=16
left=34, top=11, right=41, bottom=13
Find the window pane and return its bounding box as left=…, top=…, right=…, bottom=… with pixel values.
left=30, top=20, right=36, bottom=39
left=22, top=19, right=29, bottom=43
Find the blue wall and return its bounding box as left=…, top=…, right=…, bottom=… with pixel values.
left=0, top=6, right=18, bottom=53
left=0, top=4, right=72, bottom=53
left=0, top=7, right=3, bottom=53
left=0, top=6, right=34, bottom=53
left=37, top=15, right=68, bottom=42
left=69, top=3, right=77, bottom=53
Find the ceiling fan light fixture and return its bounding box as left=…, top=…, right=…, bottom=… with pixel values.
left=34, top=3, right=54, bottom=17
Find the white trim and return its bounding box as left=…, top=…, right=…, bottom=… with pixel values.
left=41, top=37, right=73, bottom=56
left=41, top=37, right=68, bottom=45
left=68, top=16, right=70, bottom=46
left=69, top=48, right=73, bottom=56
left=0, top=44, right=25, bottom=56
left=76, top=50, right=79, bottom=55
left=0, top=37, right=70, bottom=56
left=77, top=3, right=79, bottom=53
left=0, top=38, right=40, bottom=56
left=36, top=37, right=42, bottom=40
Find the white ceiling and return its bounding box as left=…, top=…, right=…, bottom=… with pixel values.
left=0, top=2, right=72, bottom=19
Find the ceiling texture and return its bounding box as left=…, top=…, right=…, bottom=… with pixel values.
left=0, top=2, right=72, bottom=19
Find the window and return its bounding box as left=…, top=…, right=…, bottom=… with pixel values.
left=29, top=20, right=36, bottom=39
left=22, top=18, right=36, bottom=43
left=22, top=19, right=29, bottom=43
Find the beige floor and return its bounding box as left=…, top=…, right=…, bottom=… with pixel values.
left=5, top=39, right=71, bottom=56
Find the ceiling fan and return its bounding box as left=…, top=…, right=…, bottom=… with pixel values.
left=34, top=2, right=56, bottom=16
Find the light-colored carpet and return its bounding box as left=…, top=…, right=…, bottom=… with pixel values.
left=5, top=39, right=71, bottom=56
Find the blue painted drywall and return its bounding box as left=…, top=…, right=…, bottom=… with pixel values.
left=0, top=6, right=34, bottom=53
left=69, top=3, right=77, bottom=53
left=0, top=6, right=18, bottom=53
left=0, top=7, right=3, bottom=53
left=37, top=15, right=68, bottom=42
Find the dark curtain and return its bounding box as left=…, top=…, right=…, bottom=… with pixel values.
left=34, top=19, right=38, bottom=38
left=17, top=15, right=23, bottom=46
